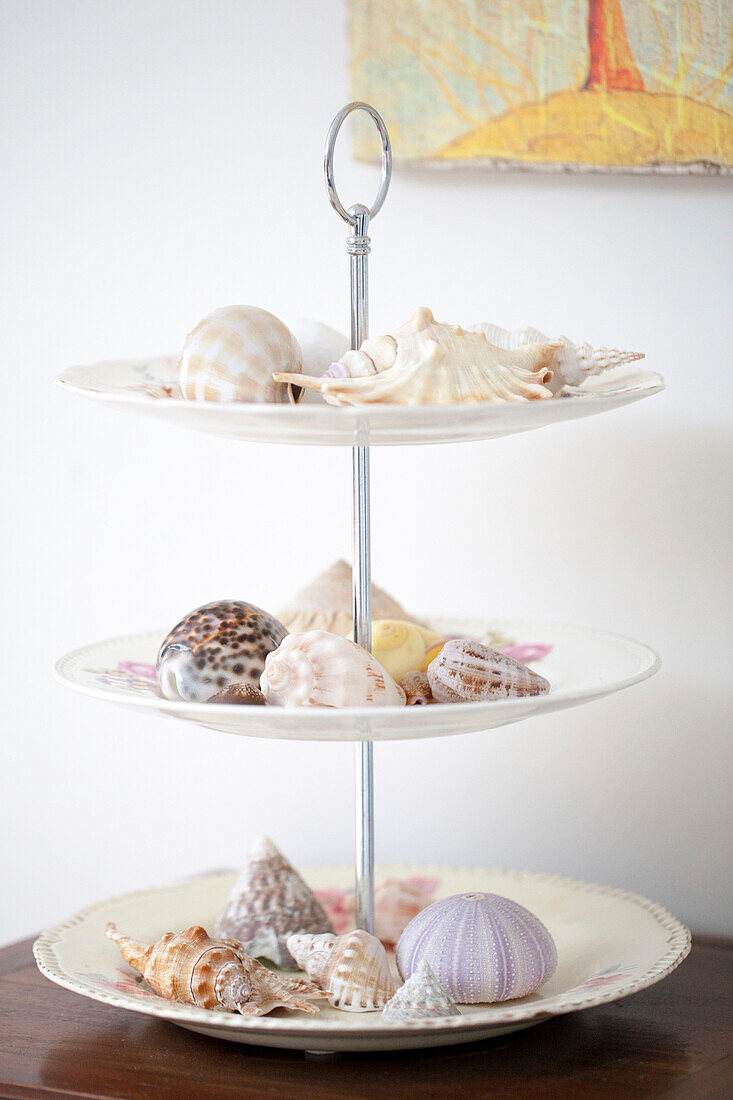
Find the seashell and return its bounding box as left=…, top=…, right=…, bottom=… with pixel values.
left=396, top=892, right=558, bottom=1003
left=399, top=670, right=434, bottom=705
left=427, top=639, right=550, bottom=703
left=105, top=922, right=324, bottom=1015
left=277, top=559, right=424, bottom=636
left=469, top=322, right=644, bottom=394
left=207, top=683, right=266, bottom=705
left=285, top=319, right=349, bottom=404
left=367, top=620, right=445, bottom=682
left=215, top=836, right=333, bottom=968
left=382, top=959, right=460, bottom=1022
left=261, top=631, right=406, bottom=707
left=274, top=307, right=559, bottom=406
left=316, top=877, right=437, bottom=945
left=180, top=305, right=302, bottom=404
left=287, top=929, right=399, bottom=1012
left=157, top=600, right=288, bottom=703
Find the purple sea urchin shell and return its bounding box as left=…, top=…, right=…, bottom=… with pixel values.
left=395, top=892, right=557, bottom=1004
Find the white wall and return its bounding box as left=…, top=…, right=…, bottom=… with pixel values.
left=1, top=0, right=731, bottom=946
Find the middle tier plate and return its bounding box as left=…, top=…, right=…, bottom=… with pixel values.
left=55, top=617, right=659, bottom=743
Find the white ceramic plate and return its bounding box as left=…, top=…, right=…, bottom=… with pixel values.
left=54, top=617, right=659, bottom=743
left=34, top=865, right=690, bottom=1053
left=57, top=358, right=664, bottom=447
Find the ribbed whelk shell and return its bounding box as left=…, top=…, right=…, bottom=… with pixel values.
left=382, top=959, right=460, bottom=1022
left=105, top=922, right=324, bottom=1015
left=396, top=892, right=558, bottom=1003
left=215, top=836, right=333, bottom=968
left=469, top=322, right=644, bottom=394
left=180, top=305, right=302, bottom=403
left=276, top=559, right=424, bottom=637
left=274, top=307, right=559, bottom=406
left=260, top=630, right=406, bottom=707
left=157, top=600, right=288, bottom=703
left=427, top=638, right=550, bottom=703
left=287, top=929, right=399, bottom=1012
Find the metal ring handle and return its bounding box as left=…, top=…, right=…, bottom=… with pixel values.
left=324, top=102, right=392, bottom=225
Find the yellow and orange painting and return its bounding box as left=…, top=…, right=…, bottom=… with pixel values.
left=349, top=0, right=733, bottom=171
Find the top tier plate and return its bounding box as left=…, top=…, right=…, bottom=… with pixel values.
left=57, top=357, right=663, bottom=447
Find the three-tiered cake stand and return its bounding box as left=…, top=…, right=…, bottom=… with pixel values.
left=37, top=105, right=688, bottom=1053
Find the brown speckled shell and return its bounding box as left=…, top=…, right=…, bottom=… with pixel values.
left=399, top=671, right=434, bottom=705
left=207, top=683, right=266, bottom=705
left=157, top=601, right=287, bottom=703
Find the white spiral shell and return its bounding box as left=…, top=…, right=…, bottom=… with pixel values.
left=382, top=959, right=459, bottom=1022
left=260, top=630, right=406, bottom=708
left=469, top=322, right=644, bottom=393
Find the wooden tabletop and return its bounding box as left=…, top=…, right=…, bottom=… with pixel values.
left=0, top=935, right=730, bottom=1099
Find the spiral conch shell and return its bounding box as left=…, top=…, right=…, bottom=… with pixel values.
left=470, top=323, right=644, bottom=394
left=428, top=639, right=550, bottom=703
left=287, top=930, right=399, bottom=1012
left=260, top=631, right=406, bottom=707
left=105, top=923, right=324, bottom=1015
left=215, top=836, right=333, bottom=968
left=157, top=600, right=288, bottom=703
left=382, top=959, right=459, bottom=1022
left=180, top=305, right=303, bottom=403
left=274, top=307, right=559, bottom=406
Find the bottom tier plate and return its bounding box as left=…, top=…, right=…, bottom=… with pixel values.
left=34, top=865, right=689, bottom=1053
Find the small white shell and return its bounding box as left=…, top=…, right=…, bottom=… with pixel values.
left=260, top=631, right=406, bottom=707
left=286, top=320, right=349, bottom=402
left=427, top=639, right=550, bottom=703
left=469, top=322, right=644, bottom=393
left=382, top=959, right=459, bottom=1022
left=287, top=929, right=399, bottom=1012
left=180, top=305, right=302, bottom=403
left=275, top=307, right=559, bottom=406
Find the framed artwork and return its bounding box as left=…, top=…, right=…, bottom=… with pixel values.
left=349, top=0, right=733, bottom=173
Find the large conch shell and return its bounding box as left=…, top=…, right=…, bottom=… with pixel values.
left=367, top=620, right=445, bottom=681
left=276, top=559, right=424, bottom=636
left=470, top=322, right=644, bottom=394
left=105, top=923, right=325, bottom=1015
left=382, top=959, right=460, bottom=1022
left=274, top=307, right=559, bottom=406
left=180, top=305, right=303, bottom=403
left=215, top=836, right=333, bottom=968
left=287, top=929, right=399, bottom=1012
left=157, top=600, right=288, bottom=703
left=261, top=630, right=406, bottom=707
left=428, top=639, right=550, bottom=703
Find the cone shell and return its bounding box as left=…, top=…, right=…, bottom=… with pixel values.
left=276, top=559, right=424, bottom=636
left=215, top=836, right=333, bottom=968
left=180, top=305, right=302, bottom=403
left=287, top=929, right=399, bottom=1012
left=260, top=631, right=406, bottom=708
left=427, top=639, right=550, bottom=703
left=399, top=671, right=433, bottom=706
left=382, top=959, right=460, bottom=1022
left=274, top=307, right=558, bottom=406
left=396, top=892, right=558, bottom=1003
left=105, top=922, right=324, bottom=1015
left=157, top=600, right=288, bottom=703
left=367, top=620, right=445, bottom=681
left=469, top=322, right=644, bottom=394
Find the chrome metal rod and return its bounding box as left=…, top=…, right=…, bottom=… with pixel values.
left=324, top=103, right=391, bottom=936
